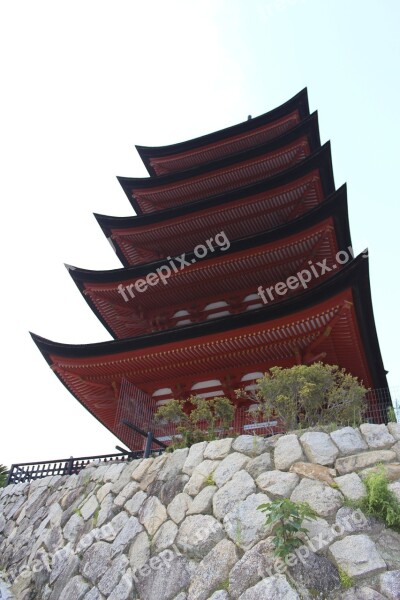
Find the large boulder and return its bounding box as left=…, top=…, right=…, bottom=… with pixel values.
left=274, top=435, right=304, bottom=470
left=329, top=534, right=386, bottom=579
left=187, top=539, right=239, bottom=600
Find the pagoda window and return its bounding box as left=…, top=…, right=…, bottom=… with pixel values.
left=191, top=379, right=224, bottom=398
left=243, top=293, right=264, bottom=311
left=203, top=301, right=231, bottom=320
left=172, top=309, right=193, bottom=327
left=241, top=371, right=264, bottom=392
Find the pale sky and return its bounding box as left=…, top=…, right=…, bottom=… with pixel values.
left=1, top=0, right=399, bottom=469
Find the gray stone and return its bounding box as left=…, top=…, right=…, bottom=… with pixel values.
left=98, top=553, right=129, bottom=595
left=160, top=474, right=190, bottom=505
left=131, top=457, right=153, bottom=481
left=109, top=510, right=130, bottom=537
left=129, top=530, right=150, bottom=574
left=388, top=422, right=400, bottom=441
left=125, top=490, right=148, bottom=516
left=237, top=574, right=300, bottom=599
left=288, top=549, right=340, bottom=595
left=113, top=481, right=140, bottom=507
left=338, top=587, right=386, bottom=600
left=213, top=452, right=249, bottom=487
left=224, top=492, right=271, bottom=550
left=43, top=525, right=64, bottom=554
left=110, top=459, right=141, bottom=494
left=58, top=575, right=90, bottom=600
left=379, top=570, right=400, bottom=599
left=187, top=539, right=239, bottom=600
left=335, top=449, right=396, bottom=474
left=228, top=537, right=275, bottom=599
left=301, top=516, right=333, bottom=552
left=111, top=515, right=143, bottom=556
left=290, top=477, right=343, bottom=517
left=213, top=470, right=256, bottom=520
left=256, top=471, right=299, bottom=498
left=167, top=492, right=193, bottom=524
left=375, top=529, right=400, bottom=570
left=335, top=507, right=381, bottom=536
left=96, top=493, right=115, bottom=528
left=139, top=454, right=169, bottom=490
left=108, top=569, right=135, bottom=600
left=135, top=554, right=195, bottom=600
left=187, top=486, right=216, bottom=515
left=393, top=441, right=400, bottom=461
left=152, top=520, right=178, bottom=553
left=103, top=463, right=126, bottom=483
left=157, top=448, right=189, bottom=481
left=334, top=473, right=366, bottom=501
left=184, top=460, right=220, bottom=496
left=204, top=439, right=233, bottom=460
left=63, top=512, right=85, bottom=545
left=329, top=534, right=386, bottom=579
left=300, top=431, right=339, bottom=465
left=330, top=427, right=368, bottom=455
left=176, top=515, right=225, bottom=559
left=232, top=435, right=267, bottom=456
left=246, top=452, right=272, bottom=479
left=389, top=482, right=400, bottom=502
left=274, top=434, right=304, bottom=470
left=49, top=553, right=80, bottom=600
left=183, top=442, right=208, bottom=475
left=96, top=482, right=113, bottom=503
left=208, top=592, right=229, bottom=600
left=138, top=495, right=167, bottom=535
left=83, top=588, right=105, bottom=600
left=360, top=423, right=395, bottom=449
left=81, top=541, right=112, bottom=584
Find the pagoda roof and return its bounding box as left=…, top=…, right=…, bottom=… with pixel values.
left=69, top=187, right=351, bottom=339
left=31, top=255, right=388, bottom=442
left=100, top=143, right=334, bottom=267
left=119, top=113, right=321, bottom=214
left=137, top=88, right=310, bottom=176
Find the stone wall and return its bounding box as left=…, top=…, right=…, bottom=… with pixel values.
left=1, top=422, right=400, bottom=600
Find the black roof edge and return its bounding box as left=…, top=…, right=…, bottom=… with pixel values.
left=136, top=89, right=309, bottom=175
left=74, top=185, right=349, bottom=286
left=31, top=253, right=388, bottom=396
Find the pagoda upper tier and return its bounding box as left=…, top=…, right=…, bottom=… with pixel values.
left=137, top=88, right=309, bottom=176
left=32, top=256, right=388, bottom=444
left=119, top=113, right=320, bottom=214
left=69, top=188, right=350, bottom=339
left=100, top=143, right=334, bottom=267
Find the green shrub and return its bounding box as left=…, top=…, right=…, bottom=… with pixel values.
left=257, top=498, right=318, bottom=559
left=338, top=567, right=353, bottom=589
left=358, top=467, right=400, bottom=531
left=154, top=395, right=235, bottom=449
left=254, top=363, right=367, bottom=431
left=0, top=465, right=8, bottom=488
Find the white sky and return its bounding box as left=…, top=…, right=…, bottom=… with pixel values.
left=1, top=0, right=399, bottom=469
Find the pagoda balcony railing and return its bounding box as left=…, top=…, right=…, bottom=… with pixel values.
left=5, top=448, right=164, bottom=486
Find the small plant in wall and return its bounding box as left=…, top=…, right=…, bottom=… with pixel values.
left=358, top=465, right=400, bottom=531
left=0, top=465, right=8, bottom=488
left=257, top=498, right=318, bottom=558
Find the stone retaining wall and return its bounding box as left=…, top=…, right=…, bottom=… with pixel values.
left=1, top=422, right=400, bottom=599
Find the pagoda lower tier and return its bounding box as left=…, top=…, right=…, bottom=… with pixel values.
left=69, top=188, right=351, bottom=339
left=98, top=144, right=334, bottom=267
left=119, top=113, right=320, bottom=214
left=137, top=88, right=310, bottom=176
left=32, top=255, right=388, bottom=447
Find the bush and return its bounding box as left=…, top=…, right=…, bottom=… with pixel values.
left=358, top=466, right=400, bottom=531
left=0, top=465, right=8, bottom=488
left=154, top=395, right=236, bottom=449
left=257, top=498, right=318, bottom=558
left=253, top=363, right=367, bottom=430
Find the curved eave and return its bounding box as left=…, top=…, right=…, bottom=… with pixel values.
left=136, top=88, right=310, bottom=175
left=75, top=185, right=350, bottom=286
left=31, top=254, right=388, bottom=390
left=97, top=142, right=334, bottom=258
left=119, top=112, right=321, bottom=214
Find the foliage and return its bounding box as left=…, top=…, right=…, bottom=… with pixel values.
left=338, top=567, right=353, bottom=589
left=253, top=363, right=367, bottom=431
left=0, top=465, right=8, bottom=488
left=387, top=404, right=398, bottom=423
left=358, top=466, right=400, bottom=531
left=257, top=498, right=318, bottom=558
left=154, top=395, right=236, bottom=449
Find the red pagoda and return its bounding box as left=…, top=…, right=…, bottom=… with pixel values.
left=32, top=89, right=389, bottom=450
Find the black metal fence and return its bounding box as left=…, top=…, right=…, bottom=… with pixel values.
left=6, top=448, right=164, bottom=486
